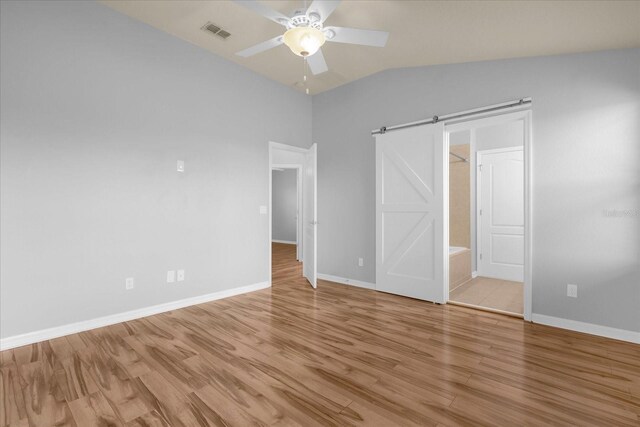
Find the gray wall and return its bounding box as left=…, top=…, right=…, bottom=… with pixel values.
left=313, top=49, right=640, bottom=332
left=0, top=1, right=311, bottom=339
left=1, top=1, right=638, bottom=339
left=272, top=169, right=297, bottom=242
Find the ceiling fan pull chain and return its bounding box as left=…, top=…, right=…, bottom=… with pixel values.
left=303, top=57, right=309, bottom=95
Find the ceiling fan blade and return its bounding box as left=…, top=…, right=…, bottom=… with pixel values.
left=236, top=35, right=284, bottom=57
left=306, top=0, right=341, bottom=23
left=307, top=49, right=328, bottom=75
left=324, top=26, right=389, bottom=47
left=233, top=0, right=289, bottom=26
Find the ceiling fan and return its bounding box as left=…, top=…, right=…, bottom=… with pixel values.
left=234, top=0, right=389, bottom=75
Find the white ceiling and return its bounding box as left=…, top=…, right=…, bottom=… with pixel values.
left=102, top=1, right=640, bottom=94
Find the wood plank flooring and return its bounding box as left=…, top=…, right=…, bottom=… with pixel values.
left=1, top=242, right=638, bottom=426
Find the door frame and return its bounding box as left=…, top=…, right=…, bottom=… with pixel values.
left=444, top=109, right=533, bottom=320
left=476, top=146, right=525, bottom=281
left=268, top=141, right=312, bottom=286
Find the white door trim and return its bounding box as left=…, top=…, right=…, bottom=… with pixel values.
left=270, top=141, right=309, bottom=154
left=444, top=109, right=533, bottom=321
left=269, top=141, right=316, bottom=287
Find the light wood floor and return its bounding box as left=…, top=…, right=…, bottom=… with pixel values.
left=1, top=243, right=638, bottom=426
left=450, top=276, right=524, bottom=315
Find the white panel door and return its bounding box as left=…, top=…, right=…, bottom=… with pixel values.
left=478, top=147, right=524, bottom=282
left=303, top=143, right=317, bottom=288
left=376, top=123, right=446, bottom=303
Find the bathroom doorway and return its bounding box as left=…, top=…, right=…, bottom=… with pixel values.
left=446, top=110, right=531, bottom=318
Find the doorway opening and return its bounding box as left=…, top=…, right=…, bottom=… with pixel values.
left=446, top=110, right=531, bottom=318
left=268, top=141, right=317, bottom=289
left=271, top=166, right=302, bottom=284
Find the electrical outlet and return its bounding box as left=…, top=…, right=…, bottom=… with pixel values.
left=167, top=270, right=175, bottom=283
left=259, top=205, right=268, bottom=215
left=125, top=277, right=134, bottom=290
left=177, top=269, right=185, bottom=282
left=358, top=257, right=364, bottom=267
left=177, top=160, right=185, bottom=172
left=567, top=284, right=578, bottom=298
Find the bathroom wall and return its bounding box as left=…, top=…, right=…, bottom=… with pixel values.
left=449, top=144, right=471, bottom=249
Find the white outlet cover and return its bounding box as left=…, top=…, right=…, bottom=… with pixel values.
left=125, top=277, right=134, bottom=290
left=177, top=160, right=185, bottom=172
left=567, top=284, right=578, bottom=298
left=358, top=257, right=364, bottom=267
left=259, top=205, right=268, bottom=215
left=177, top=269, right=185, bottom=282
left=167, top=270, right=175, bottom=283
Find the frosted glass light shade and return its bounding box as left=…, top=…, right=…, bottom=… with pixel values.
left=283, top=27, right=326, bottom=57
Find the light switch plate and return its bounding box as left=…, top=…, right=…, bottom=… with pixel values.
left=167, top=270, right=175, bottom=283
left=177, top=160, right=185, bottom=172
left=259, top=205, right=268, bottom=215
left=177, top=269, right=185, bottom=282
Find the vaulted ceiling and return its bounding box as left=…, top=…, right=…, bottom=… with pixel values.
left=102, top=1, right=640, bottom=94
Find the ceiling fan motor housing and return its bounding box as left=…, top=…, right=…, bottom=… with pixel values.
left=287, top=10, right=323, bottom=30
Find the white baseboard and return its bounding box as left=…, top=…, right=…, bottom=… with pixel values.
left=272, top=239, right=296, bottom=245
left=531, top=314, right=640, bottom=344
left=317, top=273, right=375, bottom=290
left=0, top=281, right=270, bottom=351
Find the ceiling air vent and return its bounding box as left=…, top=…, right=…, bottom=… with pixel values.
left=202, top=22, right=231, bottom=40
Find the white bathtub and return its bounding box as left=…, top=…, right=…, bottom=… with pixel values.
left=449, top=246, right=467, bottom=255
left=449, top=246, right=471, bottom=288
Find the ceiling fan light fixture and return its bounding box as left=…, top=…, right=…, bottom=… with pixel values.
left=283, top=26, right=325, bottom=57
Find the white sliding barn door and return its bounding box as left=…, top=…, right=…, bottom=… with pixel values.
left=477, top=147, right=524, bottom=282
left=376, top=123, right=446, bottom=303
